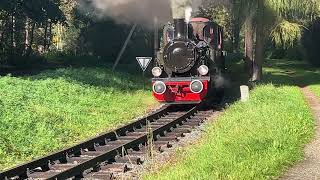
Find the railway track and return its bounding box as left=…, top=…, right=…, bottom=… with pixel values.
left=1, top=104, right=217, bottom=180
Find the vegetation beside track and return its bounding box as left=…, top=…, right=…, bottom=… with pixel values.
left=309, top=86, right=320, bottom=97
left=0, top=68, right=156, bottom=170
left=144, top=59, right=317, bottom=180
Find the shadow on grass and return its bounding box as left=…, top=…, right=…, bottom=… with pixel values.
left=28, top=67, right=150, bottom=92
left=263, top=59, right=320, bottom=87
left=14, top=58, right=319, bottom=100
left=222, top=58, right=320, bottom=104
left=0, top=57, right=152, bottom=92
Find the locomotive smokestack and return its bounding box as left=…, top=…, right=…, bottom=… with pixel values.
left=171, top=0, right=191, bottom=39
left=174, top=19, right=187, bottom=39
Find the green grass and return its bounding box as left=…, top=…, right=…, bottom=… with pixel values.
left=0, top=68, right=156, bottom=170
left=144, top=59, right=318, bottom=180
left=263, top=59, right=320, bottom=86
left=309, top=85, right=320, bottom=97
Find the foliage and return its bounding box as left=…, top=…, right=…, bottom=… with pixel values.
left=0, top=67, right=156, bottom=170
left=0, top=0, right=319, bottom=70
left=301, top=18, right=320, bottom=66
left=199, top=0, right=319, bottom=81
left=144, top=59, right=316, bottom=179
left=198, top=5, right=232, bottom=38
left=0, top=0, right=65, bottom=65
left=266, top=0, right=320, bottom=21
left=270, top=20, right=303, bottom=48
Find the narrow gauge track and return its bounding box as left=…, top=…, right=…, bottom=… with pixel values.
left=1, top=104, right=216, bottom=180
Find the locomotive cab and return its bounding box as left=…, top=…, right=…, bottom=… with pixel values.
left=152, top=17, right=225, bottom=104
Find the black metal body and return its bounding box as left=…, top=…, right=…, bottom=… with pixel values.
left=163, top=39, right=196, bottom=74
left=152, top=17, right=226, bottom=104
left=159, top=18, right=225, bottom=78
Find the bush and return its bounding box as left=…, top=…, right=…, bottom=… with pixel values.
left=302, top=18, right=320, bottom=66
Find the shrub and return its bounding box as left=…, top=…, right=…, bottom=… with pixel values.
left=301, top=18, right=320, bottom=66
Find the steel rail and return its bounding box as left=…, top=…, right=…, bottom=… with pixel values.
left=45, top=105, right=199, bottom=179
left=0, top=105, right=171, bottom=180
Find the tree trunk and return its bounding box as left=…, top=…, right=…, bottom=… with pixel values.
left=26, top=21, right=35, bottom=57
left=0, top=17, right=7, bottom=45
left=0, top=15, right=9, bottom=57
left=0, top=19, right=4, bottom=43
left=25, top=18, right=30, bottom=51
left=0, top=29, right=5, bottom=46
left=252, top=0, right=265, bottom=82
left=48, top=21, right=52, bottom=50
left=43, top=21, right=48, bottom=52
left=230, top=0, right=240, bottom=53
left=10, top=13, right=15, bottom=61
left=232, top=22, right=241, bottom=53
left=244, top=14, right=254, bottom=79
left=253, top=25, right=264, bottom=81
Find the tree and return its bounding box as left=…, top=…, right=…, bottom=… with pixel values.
left=231, top=0, right=320, bottom=81
left=302, top=18, right=320, bottom=66
left=0, top=0, right=65, bottom=65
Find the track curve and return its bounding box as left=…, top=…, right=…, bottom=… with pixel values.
left=1, top=104, right=217, bottom=180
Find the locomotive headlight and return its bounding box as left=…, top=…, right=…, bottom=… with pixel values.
left=153, top=81, right=166, bottom=95
left=152, top=67, right=162, bottom=77
left=198, top=65, right=209, bottom=76
left=190, top=80, right=204, bottom=94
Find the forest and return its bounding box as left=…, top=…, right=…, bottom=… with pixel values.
left=0, top=0, right=153, bottom=71
left=0, top=0, right=319, bottom=81
left=1, top=1, right=320, bottom=178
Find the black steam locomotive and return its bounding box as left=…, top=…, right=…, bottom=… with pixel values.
left=151, top=17, right=226, bottom=104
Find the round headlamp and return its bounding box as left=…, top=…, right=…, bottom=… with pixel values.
left=198, top=65, right=209, bottom=76
left=152, top=67, right=162, bottom=77
left=190, top=80, right=204, bottom=93
left=153, top=81, right=166, bottom=95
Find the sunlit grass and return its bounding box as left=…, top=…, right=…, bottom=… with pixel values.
left=144, top=59, right=317, bottom=180
left=263, top=59, right=320, bottom=86
left=309, top=85, right=320, bottom=98
left=0, top=68, right=156, bottom=170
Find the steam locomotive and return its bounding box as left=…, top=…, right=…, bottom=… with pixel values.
left=151, top=17, right=226, bottom=104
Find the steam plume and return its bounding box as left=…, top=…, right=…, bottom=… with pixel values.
left=213, top=75, right=230, bottom=89
left=171, top=0, right=202, bottom=22
left=83, top=0, right=202, bottom=27
left=83, top=0, right=172, bottom=27
left=170, top=0, right=192, bottom=19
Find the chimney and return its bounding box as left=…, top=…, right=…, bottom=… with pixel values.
left=174, top=19, right=187, bottom=39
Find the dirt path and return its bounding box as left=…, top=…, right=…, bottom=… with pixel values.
left=281, top=87, right=320, bottom=180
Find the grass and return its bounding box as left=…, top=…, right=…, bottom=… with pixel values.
left=309, top=85, right=320, bottom=97
left=263, top=59, right=320, bottom=86
left=0, top=67, right=157, bottom=170
left=144, top=59, right=318, bottom=180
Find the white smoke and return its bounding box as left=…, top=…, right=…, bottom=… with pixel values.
left=214, top=75, right=231, bottom=89
left=83, top=0, right=172, bottom=27
left=83, top=0, right=203, bottom=26
left=171, top=0, right=202, bottom=20
left=170, top=0, right=191, bottom=19
left=185, top=6, right=193, bottom=23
